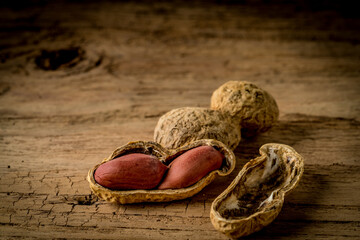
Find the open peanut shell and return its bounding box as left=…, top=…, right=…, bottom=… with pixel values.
left=210, top=143, right=304, bottom=238
left=87, top=139, right=236, bottom=204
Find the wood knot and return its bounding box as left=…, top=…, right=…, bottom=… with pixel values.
left=35, top=47, right=84, bottom=71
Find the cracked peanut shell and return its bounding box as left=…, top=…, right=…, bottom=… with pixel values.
left=210, top=143, right=304, bottom=238
left=87, top=139, right=236, bottom=204
left=211, top=81, right=279, bottom=137
left=154, top=107, right=241, bottom=150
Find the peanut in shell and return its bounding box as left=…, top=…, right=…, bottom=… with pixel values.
left=211, top=81, right=279, bottom=137
left=154, top=107, right=241, bottom=150
left=87, top=139, right=236, bottom=204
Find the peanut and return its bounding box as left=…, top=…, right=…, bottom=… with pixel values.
left=211, top=81, right=279, bottom=137
left=154, top=107, right=241, bottom=150
left=157, top=146, right=224, bottom=189
left=94, top=153, right=168, bottom=190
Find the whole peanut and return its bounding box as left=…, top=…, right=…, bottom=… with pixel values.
left=94, top=153, right=168, bottom=190
left=211, top=81, right=279, bottom=137
left=157, top=146, right=224, bottom=189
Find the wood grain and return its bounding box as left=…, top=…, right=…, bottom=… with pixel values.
left=0, top=1, right=359, bottom=239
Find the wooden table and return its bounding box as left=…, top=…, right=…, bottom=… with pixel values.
left=1, top=1, right=359, bottom=239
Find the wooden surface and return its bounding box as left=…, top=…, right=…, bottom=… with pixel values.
left=1, top=1, right=359, bottom=239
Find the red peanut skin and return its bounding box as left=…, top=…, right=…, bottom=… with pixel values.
left=157, top=146, right=224, bottom=189
left=94, top=153, right=168, bottom=190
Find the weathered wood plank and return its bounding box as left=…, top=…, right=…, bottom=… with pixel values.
left=0, top=162, right=359, bottom=238
left=1, top=216, right=359, bottom=240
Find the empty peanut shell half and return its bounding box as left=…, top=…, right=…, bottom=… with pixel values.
left=87, top=139, right=236, bottom=204
left=210, top=143, right=304, bottom=238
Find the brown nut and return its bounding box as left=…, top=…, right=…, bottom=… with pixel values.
left=154, top=107, right=241, bottom=150
left=94, top=153, right=168, bottom=190
left=87, top=139, right=236, bottom=204
left=210, top=143, right=304, bottom=238
left=158, top=146, right=223, bottom=189
left=211, top=81, right=279, bottom=137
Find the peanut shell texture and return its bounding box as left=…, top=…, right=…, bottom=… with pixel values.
left=211, top=81, right=279, bottom=137
left=210, top=143, right=304, bottom=238
left=154, top=107, right=241, bottom=150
